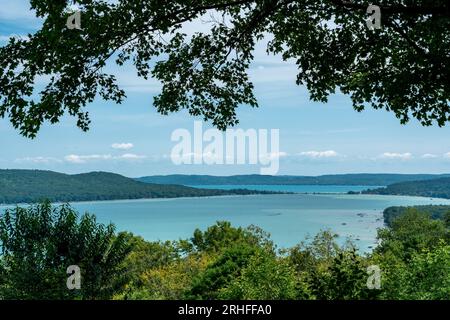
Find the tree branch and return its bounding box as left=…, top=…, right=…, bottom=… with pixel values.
left=330, top=0, right=450, bottom=16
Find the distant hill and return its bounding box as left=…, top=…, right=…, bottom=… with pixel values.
left=383, top=205, right=450, bottom=227
left=362, top=177, right=450, bottom=199
left=136, top=173, right=450, bottom=186
left=0, top=170, right=277, bottom=204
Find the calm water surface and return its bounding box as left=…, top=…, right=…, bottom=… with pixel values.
left=56, top=192, right=450, bottom=253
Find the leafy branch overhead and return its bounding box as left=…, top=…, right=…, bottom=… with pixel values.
left=0, top=0, right=449, bottom=138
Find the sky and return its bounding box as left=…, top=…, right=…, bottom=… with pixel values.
left=1, top=0, right=450, bottom=178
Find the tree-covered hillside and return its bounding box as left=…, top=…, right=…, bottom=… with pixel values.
left=363, top=178, right=450, bottom=199
left=383, top=205, right=450, bottom=227
left=136, top=173, right=450, bottom=186
left=0, top=170, right=274, bottom=204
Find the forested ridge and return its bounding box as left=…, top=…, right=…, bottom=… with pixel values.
left=137, top=173, right=450, bottom=186
left=0, top=170, right=276, bottom=204
left=363, top=178, right=450, bottom=199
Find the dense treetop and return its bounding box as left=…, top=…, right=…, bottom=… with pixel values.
left=1, top=0, right=449, bottom=137
left=1, top=203, right=449, bottom=299
left=383, top=204, right=450, bottom=226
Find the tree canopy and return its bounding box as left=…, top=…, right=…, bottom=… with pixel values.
left=0, top=202, right=449, bottom=299
left=1, top=0, right=449, bottom=138
left=0, top=201, right=132, bottom=299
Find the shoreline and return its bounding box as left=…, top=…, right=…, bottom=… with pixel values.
left=1, top=192, right=450, bottom=207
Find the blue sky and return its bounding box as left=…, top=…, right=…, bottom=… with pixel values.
left=1, top=0, right=450, bottom=177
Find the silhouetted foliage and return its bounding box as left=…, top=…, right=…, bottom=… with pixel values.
left=1, top=1, right=450, bottom=137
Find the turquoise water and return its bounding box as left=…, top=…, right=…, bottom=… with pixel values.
left=57, top=193, right=450, bottom=253
left=188, top=185, right=384, bottom=193
left=2, top=185, right=449, bottom=253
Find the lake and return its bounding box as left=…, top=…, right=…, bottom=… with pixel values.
left=2, top=185, right=449, bottom=253
left=58, top=190, right=450, bottom=253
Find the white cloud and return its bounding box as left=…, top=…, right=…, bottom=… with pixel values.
left=65, top=153, right=147, bottom=163
left=379, top=152, right=413, bottom=160
left=259, top=152, right=288, bottom=161
left=176, top=152, right=222, bottom=163
left=0, top=34, right=29, bottom=42
left=298, top=150, right=339, bottom=159
left=118, top=153, right=146, bottom=160
left=112, top=142, right=134, bottom=150
left=112, top=66, right=162, bottom=93
left=422, top=153, right=438, bottom=159
left=14, top=156, right=61, bottom=164
left=444, top=152, right=450, bottom=159
left=0, top=35, right=10, bottom=42
left=64, top=154, right=112, bottom=164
